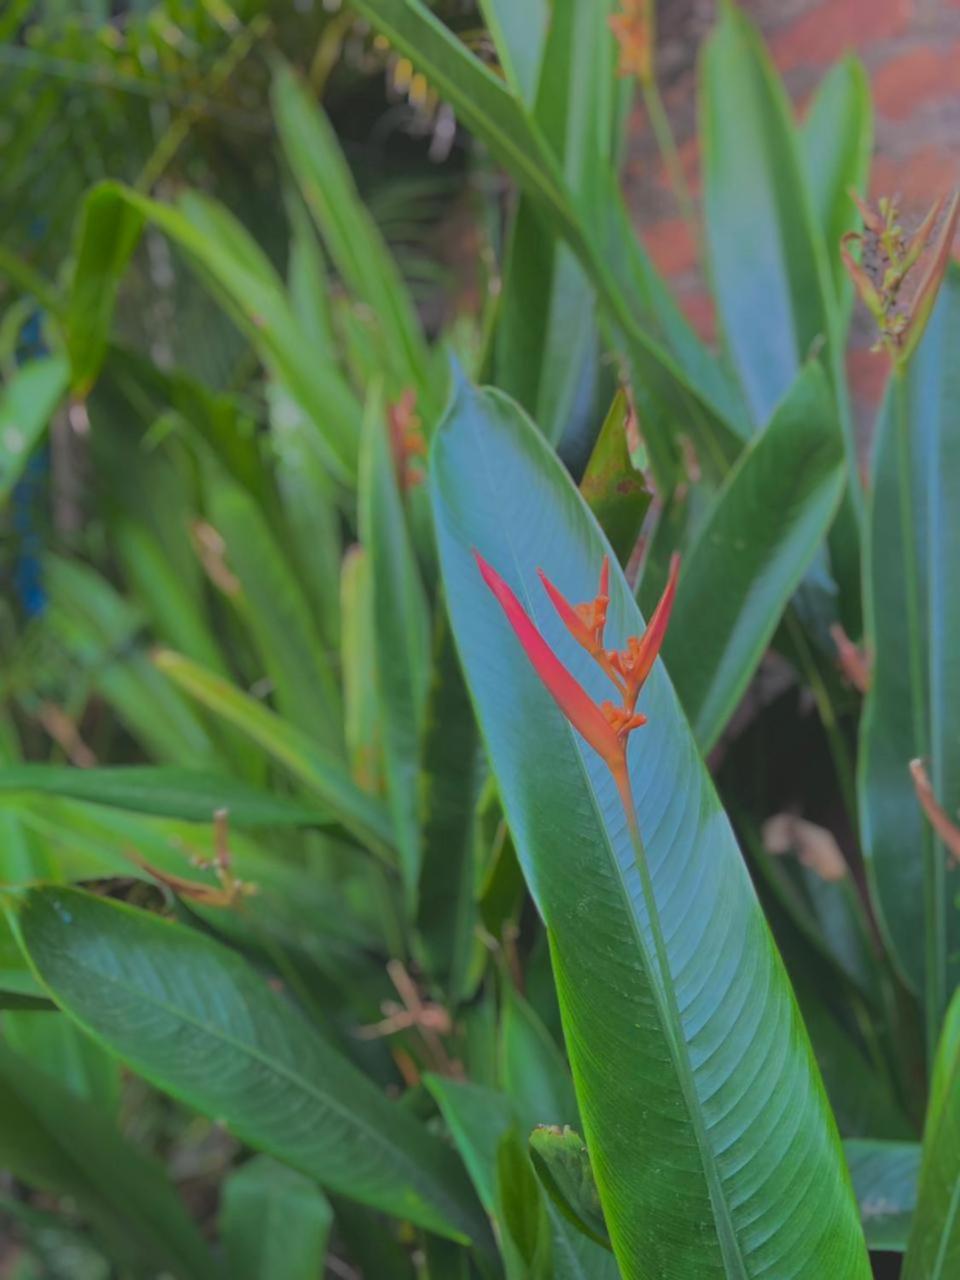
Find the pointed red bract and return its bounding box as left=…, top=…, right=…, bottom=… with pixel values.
left=537, top=555, right=610, bottom=656
left=474, top=552, right=624, bottom=772
left=609, top=553, right=680, bottom=707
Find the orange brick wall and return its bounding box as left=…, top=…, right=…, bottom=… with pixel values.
left=629, top=0, right=960, bottom=422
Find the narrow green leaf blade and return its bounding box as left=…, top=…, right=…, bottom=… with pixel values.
left=701, top=4, right=835, bottom=425
left=65, top=182, right=360, bottom=483
left=431, top=377, right=870, bottom=1278
left=359, top=401, right=431, bottom=901
left=352, top=0, right=744, bottom=473
left=799, top=58, right=872, bottom=309
left=663, top=363, right=845, bottom=752
left=477, top=0, right=548, bottom=103
left=0, top=765, right=329, bottom=828
left=154, top=650, right=395, bottom=857
left=272, top=65, right=431, bottom=400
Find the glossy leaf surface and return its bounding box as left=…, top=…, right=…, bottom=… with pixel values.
left=431, top=377, right=869, bottom=1278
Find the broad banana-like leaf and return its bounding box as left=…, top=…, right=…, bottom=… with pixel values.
left=430, top=376, right=870, bottom=1278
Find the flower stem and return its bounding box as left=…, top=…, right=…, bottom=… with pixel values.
left=893, top=367, right=940, bottom=1065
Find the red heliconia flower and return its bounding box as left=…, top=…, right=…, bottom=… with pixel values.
left=474, top=552, right=625, bottom=776
left=474, top=550, right=679, bottom=784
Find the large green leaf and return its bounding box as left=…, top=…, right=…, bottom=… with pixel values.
left=430, top=377, right=870, bottom=1278
left=359, top=400, right=431, bottom=902
left=903, top=990, right=960, bottom=1276
left=0, top=1040, right=216, bottom=1279
left=219, top=1156, right=333, bottom=1280
left=12, top=886, right=488, bottom=1248
left=663, top=363, right=845, bottom=752
left=844, top=1140, right=919, bottom=1254
left=700, top=3, right=836, bottom=427
left=0, top=356, right=68, bottom=505
left=859, top=266, right=960, bottom=1033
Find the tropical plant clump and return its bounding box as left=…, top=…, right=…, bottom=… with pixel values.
left=0, top=2, right=958, bottom=1278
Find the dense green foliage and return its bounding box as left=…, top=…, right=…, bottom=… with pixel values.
left=1, top=2, right=958, bottom=1277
